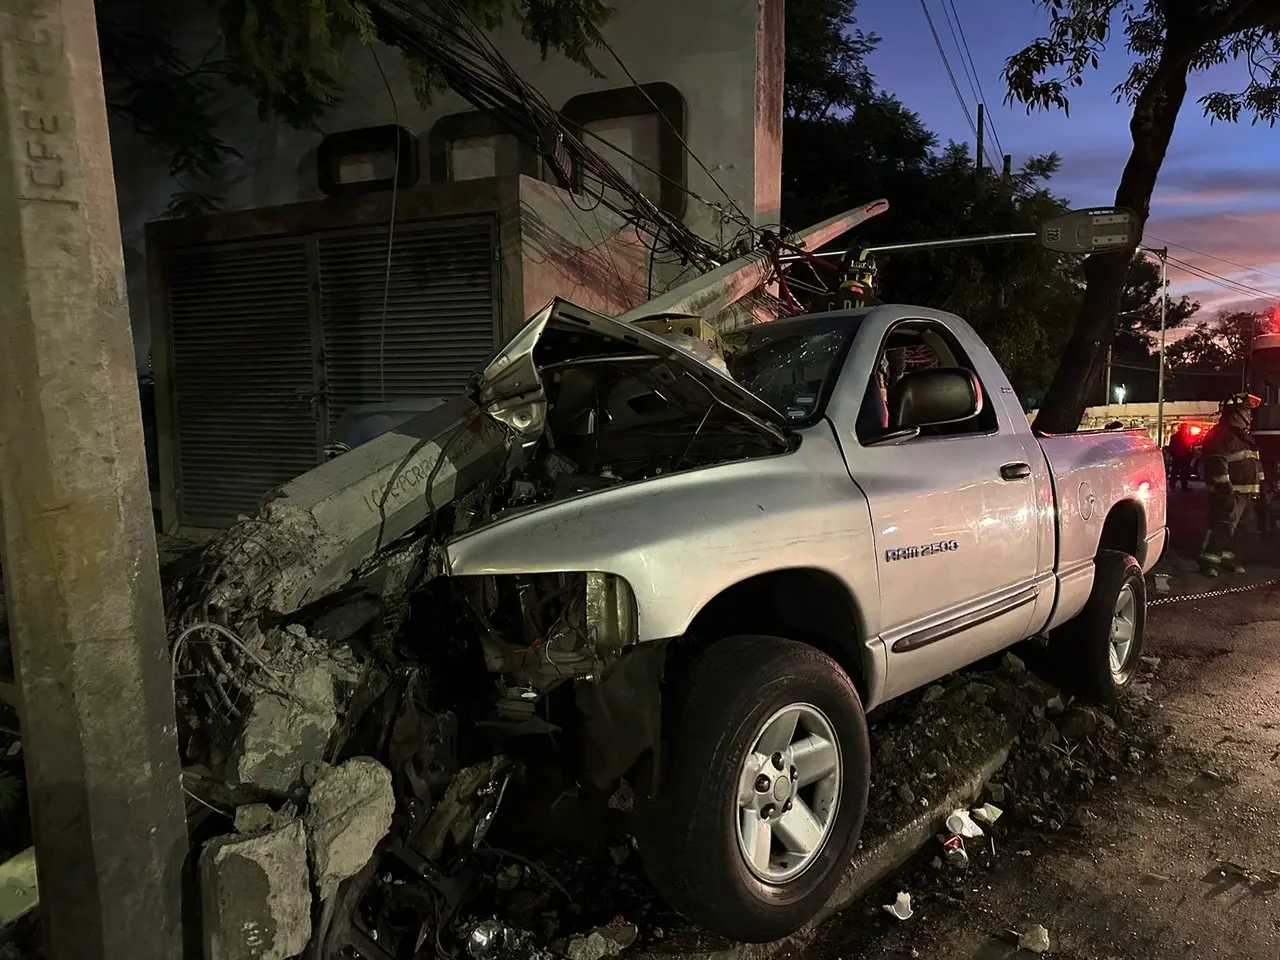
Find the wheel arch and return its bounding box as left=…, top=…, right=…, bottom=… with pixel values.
left=1097, top=498, right=1148, bottom=565
left=682, top=567, right=878, bottom=706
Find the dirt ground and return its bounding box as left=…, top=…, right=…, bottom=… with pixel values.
left=803, top=487, right=1280, bottom=960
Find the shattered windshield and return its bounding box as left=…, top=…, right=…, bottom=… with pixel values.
left=728, top=313, right=864, bottom=427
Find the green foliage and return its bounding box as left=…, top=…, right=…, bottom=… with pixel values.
left=1113, top=254, right=1199, bottom=359
left=98, top=2, right=241, bottom=212
left=782, top=0, right=1083, bottom=404
left=1167, top=309, right=1263, bottom=373
left=1004, top=1, right=1280, bottom=125
left=98, top=0, right=616, bottom=213
left=784, top=0, right=878, bottom=120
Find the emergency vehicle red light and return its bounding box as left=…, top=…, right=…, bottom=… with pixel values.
left=1188, top=425, right=1202, bottom=435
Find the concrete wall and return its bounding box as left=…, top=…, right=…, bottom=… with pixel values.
left=111, top=0, right=784, bottom=371
left=514, top=178, right=649, bottom=321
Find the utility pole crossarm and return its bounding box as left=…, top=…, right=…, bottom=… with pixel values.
left=618, top=199, right=890, bottom=324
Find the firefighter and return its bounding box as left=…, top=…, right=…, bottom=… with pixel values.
left=1168, top=422, right=1196, bottom=491
left=1200, top=393, right=1263, bottom=576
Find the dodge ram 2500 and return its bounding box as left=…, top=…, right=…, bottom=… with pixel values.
left=436, top=299, right=1167, bottom=941
left=191, top=297, right=1166, bottom=948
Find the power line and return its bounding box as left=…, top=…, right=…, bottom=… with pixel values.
left=937, top=0, right=980, bottom=108
left=918, top=0, right=996, bottom=169
left=1146, top=234, right=1280, bottom=285
left=589, top=27, right=755, bottom=233
left=1167, top=255, right=1279, bottom=303
left=1169, top=256, right=1276, bottom=300
left=942, top=0, right=1005, bottom=159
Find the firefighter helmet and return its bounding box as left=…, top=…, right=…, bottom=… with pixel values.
left=1222, top=393, right=1262, bottom=411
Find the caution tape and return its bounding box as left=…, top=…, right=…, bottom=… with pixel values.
left=1149, top=576, right=1280, bottom=607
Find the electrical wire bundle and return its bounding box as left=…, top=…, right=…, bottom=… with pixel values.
left=368, top=0, right=732, bottom=271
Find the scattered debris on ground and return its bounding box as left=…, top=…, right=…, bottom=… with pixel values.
left=806, top=650, right=1174, bottom=958
left=881, top=892, right=913, bottom=921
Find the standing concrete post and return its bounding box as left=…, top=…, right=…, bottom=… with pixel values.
left=0, top=1, right=187, bottom=957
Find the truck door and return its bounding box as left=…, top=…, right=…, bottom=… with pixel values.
left=831, top=314, right=1042, bottom=700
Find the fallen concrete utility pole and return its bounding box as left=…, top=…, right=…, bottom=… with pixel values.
left=0, top=1, right=187, bottom=956
left=618, top=199, right=890, bottom=324
left=186, top=395, right=509, bottom=628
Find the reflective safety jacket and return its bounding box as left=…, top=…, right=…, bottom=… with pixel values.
left=1203, top=422, right=1261, bottom=495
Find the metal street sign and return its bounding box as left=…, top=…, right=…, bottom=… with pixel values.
left=1038, top=207, right=1139, bottom=254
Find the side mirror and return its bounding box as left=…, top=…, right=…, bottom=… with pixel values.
left=887, top=367, right=983, bottom=430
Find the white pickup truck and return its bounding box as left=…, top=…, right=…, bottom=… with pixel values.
left=263, top=298, right=1166, bottom=947
left=429, top=299, right=1168, bottom=941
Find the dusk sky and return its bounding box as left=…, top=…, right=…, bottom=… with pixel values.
left=857, top=0, right=1280, bottom=320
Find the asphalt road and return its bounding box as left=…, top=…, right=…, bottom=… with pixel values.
left=803, top=487, right=1280, bottom=960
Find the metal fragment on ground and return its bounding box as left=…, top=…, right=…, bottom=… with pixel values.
left=465, top=918, right=508, bottom=959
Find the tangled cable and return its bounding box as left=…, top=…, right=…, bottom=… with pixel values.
left=370, top=0, right=738, bottom=270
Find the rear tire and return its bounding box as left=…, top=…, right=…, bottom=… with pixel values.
left=1047, top=549, right=1146, bottom=702
left=638, top=636, right=870, bottom=943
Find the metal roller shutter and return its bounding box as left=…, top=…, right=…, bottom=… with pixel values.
left=318, top=215, right=498, bottom=429
left=166, top=240, right=319, bottom=528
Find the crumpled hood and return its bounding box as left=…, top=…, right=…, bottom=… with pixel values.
left=477, top=298, right=790, bottom=444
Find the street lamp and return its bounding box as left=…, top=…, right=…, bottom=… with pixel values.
left=1114, top=383, right=1127, bottom=404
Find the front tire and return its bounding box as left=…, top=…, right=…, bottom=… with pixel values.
left=638, top=636, right=870, bottom=943
left=1048, top=549, right=1146, bottom=702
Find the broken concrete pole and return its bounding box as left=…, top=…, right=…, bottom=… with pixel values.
left=189, top=397, right=508, bottom=624
left=200, top=820, right=311, bottom=960
left=232, top=664, right=337, bottom=796
left=305, top=758, right=396, bottom=900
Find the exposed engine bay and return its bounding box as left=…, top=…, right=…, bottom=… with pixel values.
left=474, top=301, right=791, bottom=516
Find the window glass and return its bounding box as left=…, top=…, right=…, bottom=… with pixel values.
left=856, top=321, right=997, bottom=444
left=728, top=313, right=863, bottom=426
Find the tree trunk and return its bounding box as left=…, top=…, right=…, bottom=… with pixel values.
left=1032, top=62, right=1191, bottom=433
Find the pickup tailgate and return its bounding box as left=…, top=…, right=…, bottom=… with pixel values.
left=1037, top=428, right=1168, bottom=575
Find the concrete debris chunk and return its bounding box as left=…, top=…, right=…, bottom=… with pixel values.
left=200, top=819, right=311, bottom=960
left=1059, top=706, right=1103, bottom=739
left=566, top=920, right=639, bottom=960
left=1002, top=651, right=1028, bottom=675
left=972, top=802, right=1003, bottom=825
left=305, top=757, right=396, bottom=901
left=231, top=663, right=337, bottom=796
left=1018, top=923, right=1051, bottom=954
left=233, top=803, right=294, bottom=836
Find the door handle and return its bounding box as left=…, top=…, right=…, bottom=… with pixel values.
left=1000, top=462, right=1032, bottom=481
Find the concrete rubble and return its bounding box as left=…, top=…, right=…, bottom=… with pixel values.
left=200, top=819, right=312, bottom=960
left=566, top=921, right=640, bottom=960
left=229, top=630, right=358, bottom=796
left=304, top=758, right=396, bottom=900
